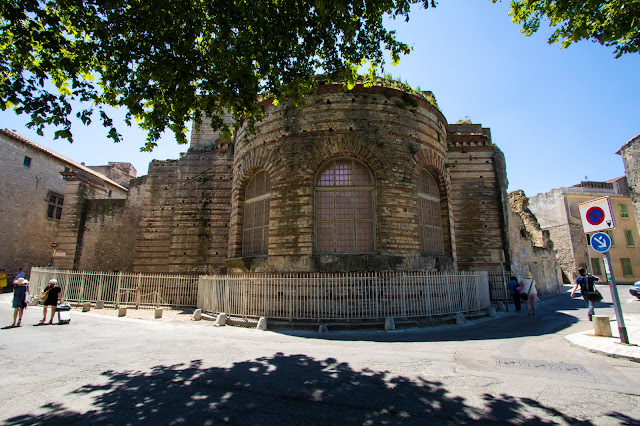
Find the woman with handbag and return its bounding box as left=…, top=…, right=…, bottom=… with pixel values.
left=571, top=267, right=601, bottom=321
left=520, top=272, right=539, bottom=316
left=40, top=279, right=62, bottom=324
left=11, top=277, right=28, bottom=327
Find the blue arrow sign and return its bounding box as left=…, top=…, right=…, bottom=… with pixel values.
left=591, top=232, right=612, bottom=253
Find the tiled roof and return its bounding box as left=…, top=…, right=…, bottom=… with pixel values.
left=0, top=128, right=127, bottom=191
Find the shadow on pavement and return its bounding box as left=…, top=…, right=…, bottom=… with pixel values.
left=4, top=353, right=618, bottom=425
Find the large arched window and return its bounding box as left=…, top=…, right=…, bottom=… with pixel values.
left=418, top=170, right=445, bottom=254
left=315, top=158, right=375, bottom=253
left=243, top=170, right=271, bottom=257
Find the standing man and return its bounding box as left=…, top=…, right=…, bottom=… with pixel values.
left=14, top=268, right=25, bottom=282
left=571, top=267, right=600, bottom=321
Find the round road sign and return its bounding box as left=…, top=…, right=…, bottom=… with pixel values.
left=586, top=206, right=605, bottom=226
left=51, top=242, right=58, bottom=248
left=591, top=232, right=612, bottom=253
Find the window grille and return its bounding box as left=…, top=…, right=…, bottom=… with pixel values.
left=315, top=159, right=374, bottom=253
left=23, top=156, right=31, bottom=167
left=619, top=204, right=629, bottom=218
left=590, top=258, right=602, bottom=276
left=418, top=170, right=444, bottom=254
left=621, top=258, right=633, bottom=276
left=625, top=229, right=635, bottom=247
left=47, top=192, right=64, bottom=220
left=242, top=171, right=271, bottom=257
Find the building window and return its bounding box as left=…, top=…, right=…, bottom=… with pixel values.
left=23, top=156, right=31, bottom=167
left=619, top=204, right=629, bottom=218
left=418, top=169, right=444, bottom=254
left=625, top=230, right=635, bottom=247
left=605, top=230, right=615, bottom=246
left=621, top=258, right=633, bottom=276
left=46, top=192, right=64, bottom=220
left=315, top=158, right=374, bottom=253
left=590, top=258, right=602, bottom=276
left=242, top=170, right=271, bottom=257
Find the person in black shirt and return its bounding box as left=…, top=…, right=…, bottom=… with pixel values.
left=571, top=267, right=600, bottom=321
left=40, top=279, right=62, bottom=324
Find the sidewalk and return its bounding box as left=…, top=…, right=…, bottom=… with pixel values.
left=565, top=314, right=640, bottom=362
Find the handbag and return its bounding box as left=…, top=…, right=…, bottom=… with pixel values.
left=587, top=290, right=603, bottom=302
left=520, top=280, right=534, bottom=301
left=38, top=289, right=49, bottom=305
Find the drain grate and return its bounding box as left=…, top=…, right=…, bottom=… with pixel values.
left=495, top=357, right=594, bottom=377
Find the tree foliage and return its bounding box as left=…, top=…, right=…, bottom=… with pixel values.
left=497, top=0, right=640, bottom=58
left=0, top=0, right=436, bottom=150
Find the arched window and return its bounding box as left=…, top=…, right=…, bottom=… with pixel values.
left=418, top=170, right=444, bottom=254
left=315, top=158, right=375, bottom=253
left=243, top=170, right=271, bottom=257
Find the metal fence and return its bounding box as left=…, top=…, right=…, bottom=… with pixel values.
left=197, top=271, right=491, bottom=322
left=29, top=267, right=199, bottom=309
left=488, top=270, right=511, bottom=302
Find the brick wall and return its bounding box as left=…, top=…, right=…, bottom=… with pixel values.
left=447, top=124, right=510, bottom=271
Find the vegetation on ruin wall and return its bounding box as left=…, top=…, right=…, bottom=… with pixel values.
left=1, top=1, right=635, bottom=151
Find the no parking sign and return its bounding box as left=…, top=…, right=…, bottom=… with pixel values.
left=578, top=197, right=615, bottom=234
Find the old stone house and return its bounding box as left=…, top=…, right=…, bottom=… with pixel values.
left=528, top=178, right=640, bottom=284
left=50, top=81, right=560, bottom=288
left=0, top=129, right=131, bottom=278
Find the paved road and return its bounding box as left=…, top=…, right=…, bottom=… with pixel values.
left=1, top=285, right=639, bottom=425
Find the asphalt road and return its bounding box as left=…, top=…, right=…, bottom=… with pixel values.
left=1, top=285, right=640, bottom=425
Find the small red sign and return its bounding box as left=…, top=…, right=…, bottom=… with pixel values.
left=51, top=242, right=58, bottom=248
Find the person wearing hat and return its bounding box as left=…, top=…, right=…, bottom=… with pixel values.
left=571, top=267, right=600, bottom=321
left=519, top=272, right=539, bottom=316
left=11, top=277, right=29, bottom=327
left=40, top=279, right=62, bottom=324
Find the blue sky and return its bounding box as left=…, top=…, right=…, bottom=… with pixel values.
left=1, top=1, right=638, bottom=197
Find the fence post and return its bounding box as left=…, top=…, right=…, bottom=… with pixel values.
left=116, top=272, right=122, bottom=307
left=136, top=273, right=142, bottom=309
left=79, top=271, right=86, bottom=303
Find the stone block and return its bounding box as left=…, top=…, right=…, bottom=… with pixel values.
left=256, top=317, right=267, bottom=331
left=455, top=312, right=466, bottom=325
left=118, top=307, right=127, bottom=317
left=593, top=315, right=612, bottom=337
left=495, top=301, right=505, bottom=312
left=192, top=308, right=202, bottom=321
left=318, top=324, right=328, bottom=333
left=82, top=302, right=91, bottom=312
left=488, top=306, right=497, bottom=317
left=384, top=317, right=395, bottom=330
left=96, top=301, right=105, bottom=309
left=154, top=308, right=163, bottom=319
left=214, top=312, right=227, bottom=326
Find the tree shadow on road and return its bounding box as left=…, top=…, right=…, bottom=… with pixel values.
left=5, top=353, right=601, bottom=425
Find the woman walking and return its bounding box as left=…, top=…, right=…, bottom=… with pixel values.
left=41, top=279, right=62, bottom=324
left=520, top=272, right=539, bottom=316
left=11, top=277, right=28, bottom=327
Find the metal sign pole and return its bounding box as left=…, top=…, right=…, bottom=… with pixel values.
left=602, top=252, right=629, bottom=344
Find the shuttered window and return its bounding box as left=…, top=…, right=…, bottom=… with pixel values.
left=418, top=170, right=444, bottom=255
left=315, top=159, right=374, bottom=253
left=242, top=171, right=271, bottom=257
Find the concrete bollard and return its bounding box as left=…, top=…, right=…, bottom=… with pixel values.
left=82, top=302, right=91, bottom=312
left=118, top=307, right=127, bottom=317
left=593, top=315, right=612, bottom=337
left=318, top=324, right=328, bottom=333
left=455, top=312, right=467, bottom=325
left=384, top=317, right=396, bottom=330
left=488, top=306, right=497, bottom=317
left=154, top=308, right=163, bottom=319
left=214, top=312, right=227, bottom=326
left=96, top=301, right=104, bottom=309
left=192, top=308, right=202, bottom=321
left=495, top=301, right=505, bottom=312
left=256, top=317, right=268, bottom=331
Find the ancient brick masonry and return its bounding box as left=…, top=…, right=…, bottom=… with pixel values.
left=55, top=82, right=512, bottom=275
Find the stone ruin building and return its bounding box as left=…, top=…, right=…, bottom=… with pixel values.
left=53, top=81, right=515, bottom=276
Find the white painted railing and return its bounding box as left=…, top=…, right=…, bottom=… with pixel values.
left=198, top=271, right=491, bottom=321
left=29, top=267, right=199, bottom=308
